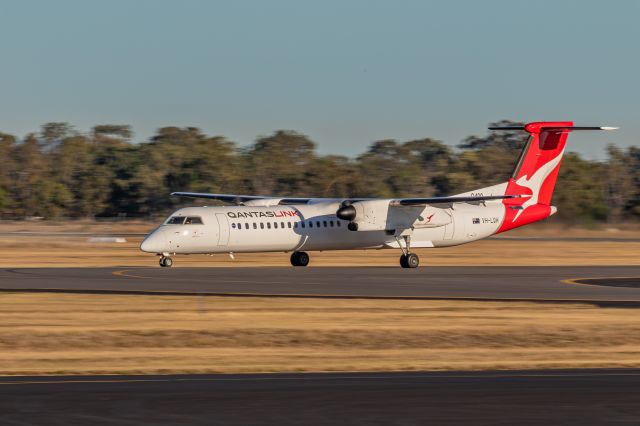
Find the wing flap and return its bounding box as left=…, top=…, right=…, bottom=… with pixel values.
left=392, top=194, right=527, bottom=207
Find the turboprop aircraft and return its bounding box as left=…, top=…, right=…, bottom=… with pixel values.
left=140, top=121, right=616, bottom=268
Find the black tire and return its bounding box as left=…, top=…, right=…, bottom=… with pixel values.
left=160, top=257, right=173, bottom=267
left=399, top=254, right=409, bottom=268
left=406, top=253, right=419, bottom=268
left=290, top=251, right=310, bottom=267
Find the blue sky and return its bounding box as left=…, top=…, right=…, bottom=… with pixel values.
left=1, top=0, right=637, bottom=158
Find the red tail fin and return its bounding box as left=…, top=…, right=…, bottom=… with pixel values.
left=497, top=121, right=572, bottom=232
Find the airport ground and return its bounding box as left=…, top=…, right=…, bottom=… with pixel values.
left=2, top=220, right=640, bottom=424
left=0, top=221, right=639, bottom=375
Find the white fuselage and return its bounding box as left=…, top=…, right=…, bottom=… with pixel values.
left=140, top=197, right=507, bottom=255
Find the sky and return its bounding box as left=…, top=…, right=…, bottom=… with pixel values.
left=1, top=0, right=638, bottom=159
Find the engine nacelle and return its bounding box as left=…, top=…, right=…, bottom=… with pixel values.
left=337, top=200, right=390, bottom=231
left=349, top=200, right=393, bottom=231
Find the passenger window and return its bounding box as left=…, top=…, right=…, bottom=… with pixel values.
left=330, top=221, right=334, bottom=227
left=274, top=222, right=278, bottom=229
left=260, top=223, right=264, bottom=229
left=323, top=221, right=327, bottom=227
left=245, top=223, right=249, bottom=229
left=185, top=216, right=203, bottom=225
left=287, top=222, right=292, bottom=228
left=281, top=222, right=285, bottom=228
left=337, top=221, right=341, bottom=227
left=267, top=222, right=271, bottom=229
left=309, top=221, right=313, bottom=228
left=301, top=222, right=305, bottom=228
left=317, top=221, right=321, bottom=227
left=237, top=223, right=241, bottom=230
left=166, top=216, right=186, bottom=225
left=232, top=223, right=236, bottom=229
left=253, top=223, right=257, bottom=229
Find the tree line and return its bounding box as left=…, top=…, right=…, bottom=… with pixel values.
left=0, top=121, right=638, bottom=223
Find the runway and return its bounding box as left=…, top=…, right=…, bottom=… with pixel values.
left=1, top=370, right=639, bottom=425
left=1, top=266, right=640, bottom=302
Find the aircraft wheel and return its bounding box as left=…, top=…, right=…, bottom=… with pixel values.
left=160, top=256, right=173, bottom=267
left=290, top=251, right=310, bottom=267
left=400, top=253, right=419, bottom=269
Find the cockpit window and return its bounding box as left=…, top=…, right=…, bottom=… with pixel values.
left=166, top=216, right=203, bottom=225
left=166, top=216, right=186, bottom=225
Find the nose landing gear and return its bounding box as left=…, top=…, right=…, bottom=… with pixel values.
left=159, top=256, right=173, bottom=267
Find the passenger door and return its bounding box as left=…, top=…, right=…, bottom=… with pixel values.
left=443, top=210, right=454, bottom=240
left=215, top=213, right=230, bottom=246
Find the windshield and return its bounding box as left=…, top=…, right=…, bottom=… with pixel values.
left=166, top=216, right=186, bottom=225
left=165, top=216, right=203, bottom=225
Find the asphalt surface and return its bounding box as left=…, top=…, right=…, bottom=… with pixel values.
left=1, top=266, right=640, bottom=302
left=1, top=370, right=640, bottom=425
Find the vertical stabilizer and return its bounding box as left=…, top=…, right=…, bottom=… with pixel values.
left=493, top=122, right=615, bottom=233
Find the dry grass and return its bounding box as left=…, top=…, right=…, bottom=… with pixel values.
left=0, top=236, right=639, bottom=267
left=0, top=293, right=639, bottom=375
left=0, top=219, right=152, bottom=234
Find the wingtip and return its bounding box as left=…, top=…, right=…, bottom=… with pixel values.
left=600, top=126, right=619, bottom=131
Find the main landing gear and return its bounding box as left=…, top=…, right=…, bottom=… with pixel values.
left=159, top=256, right=173, bottom=268
left=396, top=234, right=419, bottom=269
left=399, top=252, right=419, bottom=268
left=290, top=251, right=310, bottom=267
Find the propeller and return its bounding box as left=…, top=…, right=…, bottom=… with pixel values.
left=336, top=201, right=359, bottom=231
left=336, top=201, right=356, bottom=221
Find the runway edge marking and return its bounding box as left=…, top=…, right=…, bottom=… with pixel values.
left=112, top=269, right=152, bottom=279
left=561, top=277, right=640, bottom=287
left=3, top=370, right=640, bottom=386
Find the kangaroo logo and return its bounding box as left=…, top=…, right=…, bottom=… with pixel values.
left=512, top=149, right=565, bottom=222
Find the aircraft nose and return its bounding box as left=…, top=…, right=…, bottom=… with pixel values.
left=140, top=229, right=166, bottom=253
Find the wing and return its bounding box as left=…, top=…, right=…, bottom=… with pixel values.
left=172, top=192, right=284, bottom=204
left=172, top=192, right=527, bottom=207
left=171, top=192, right=328, bottom=206
left=391, top=194, right=527, bottom=206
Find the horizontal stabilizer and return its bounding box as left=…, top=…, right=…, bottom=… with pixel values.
left=489, top=126, right=618, bottom=131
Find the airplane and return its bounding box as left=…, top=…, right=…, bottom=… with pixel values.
left=140, top=121, right=616, bottom=268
